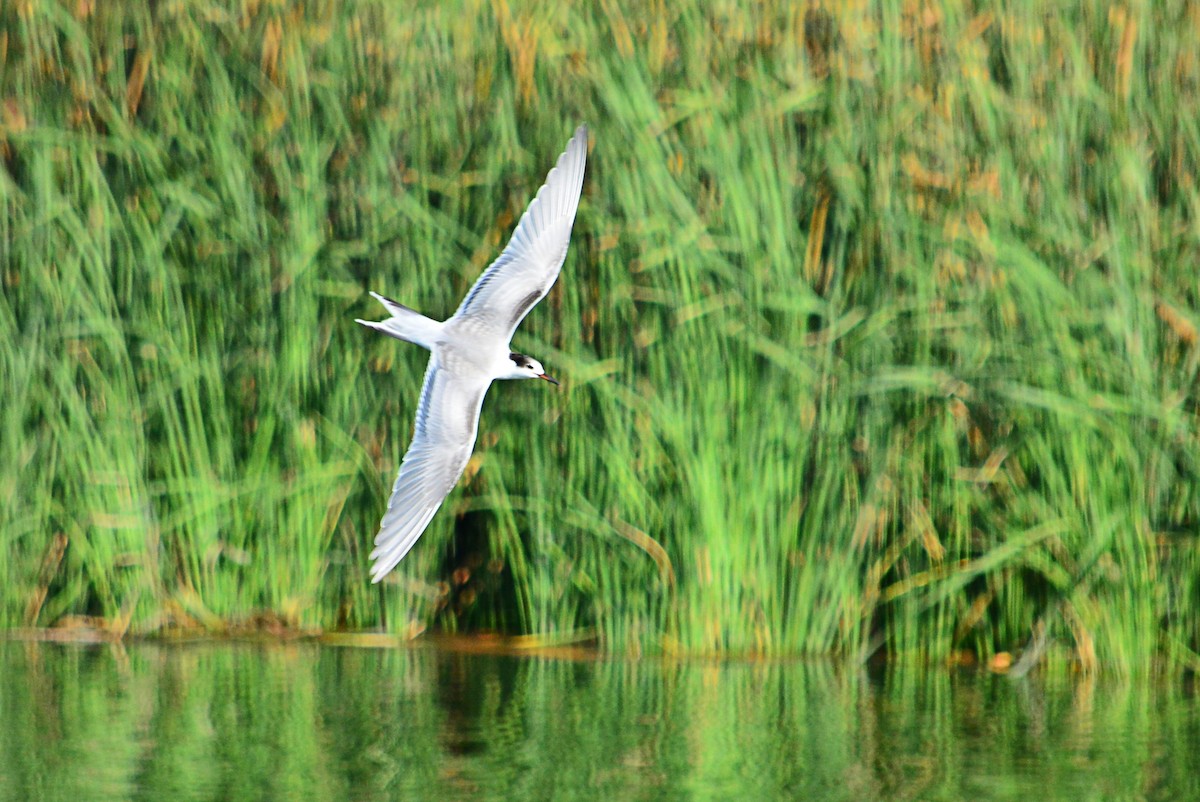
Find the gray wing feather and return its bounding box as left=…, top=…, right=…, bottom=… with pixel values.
left=369, top=357, right=490, bottom=582
left=452, top=125, right=588, bottom=339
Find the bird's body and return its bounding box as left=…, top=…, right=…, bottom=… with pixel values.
left=356, top=126, right=589, bottom=583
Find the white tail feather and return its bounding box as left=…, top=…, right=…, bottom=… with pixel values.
left=356, top=292, right=443, bottom=350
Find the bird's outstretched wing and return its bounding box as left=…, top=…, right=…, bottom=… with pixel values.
left=451, top=125, right=588, bottom=340
left=369, top=355, right=491, bottom=582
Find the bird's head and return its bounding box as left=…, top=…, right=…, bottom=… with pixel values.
left=504, top=352, right=559, bottom=385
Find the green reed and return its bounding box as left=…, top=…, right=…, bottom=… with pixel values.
left=1, top=1, right=1198, bottom=671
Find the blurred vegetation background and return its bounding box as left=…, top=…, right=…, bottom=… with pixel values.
left=1, top=0, right=1198, bottom=671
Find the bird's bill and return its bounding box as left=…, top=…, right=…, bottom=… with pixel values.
left=538, top=373, right=560, bottom=386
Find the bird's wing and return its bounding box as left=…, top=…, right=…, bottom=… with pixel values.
left=451, top=125, right=588, bottom=340
left=369, top=355, right=491, bottom=582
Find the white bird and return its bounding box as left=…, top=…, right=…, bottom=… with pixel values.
left=356, top=125, right=589, bottom=583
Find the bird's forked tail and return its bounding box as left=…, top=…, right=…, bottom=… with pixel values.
left=355, top=291, right=443, bottom=350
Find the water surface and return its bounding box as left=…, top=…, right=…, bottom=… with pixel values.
left=0, top=641, right=1196, bottom=801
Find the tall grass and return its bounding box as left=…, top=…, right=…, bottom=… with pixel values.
left=2, top=1, right=1198, bottom=671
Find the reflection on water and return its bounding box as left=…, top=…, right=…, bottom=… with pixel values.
left=0, top=641, right=1197, bottom=801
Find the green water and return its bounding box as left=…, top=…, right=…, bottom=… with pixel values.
left=0, top=643, right=1196, bottom=801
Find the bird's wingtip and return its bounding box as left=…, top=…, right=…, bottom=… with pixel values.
left=368, top=557, right=387, bottom=583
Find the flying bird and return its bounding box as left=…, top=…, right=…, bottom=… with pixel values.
left=356, top=125, right=589, bottom=583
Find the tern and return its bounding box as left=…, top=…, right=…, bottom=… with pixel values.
left=356, top=125, right=589, bottom=583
